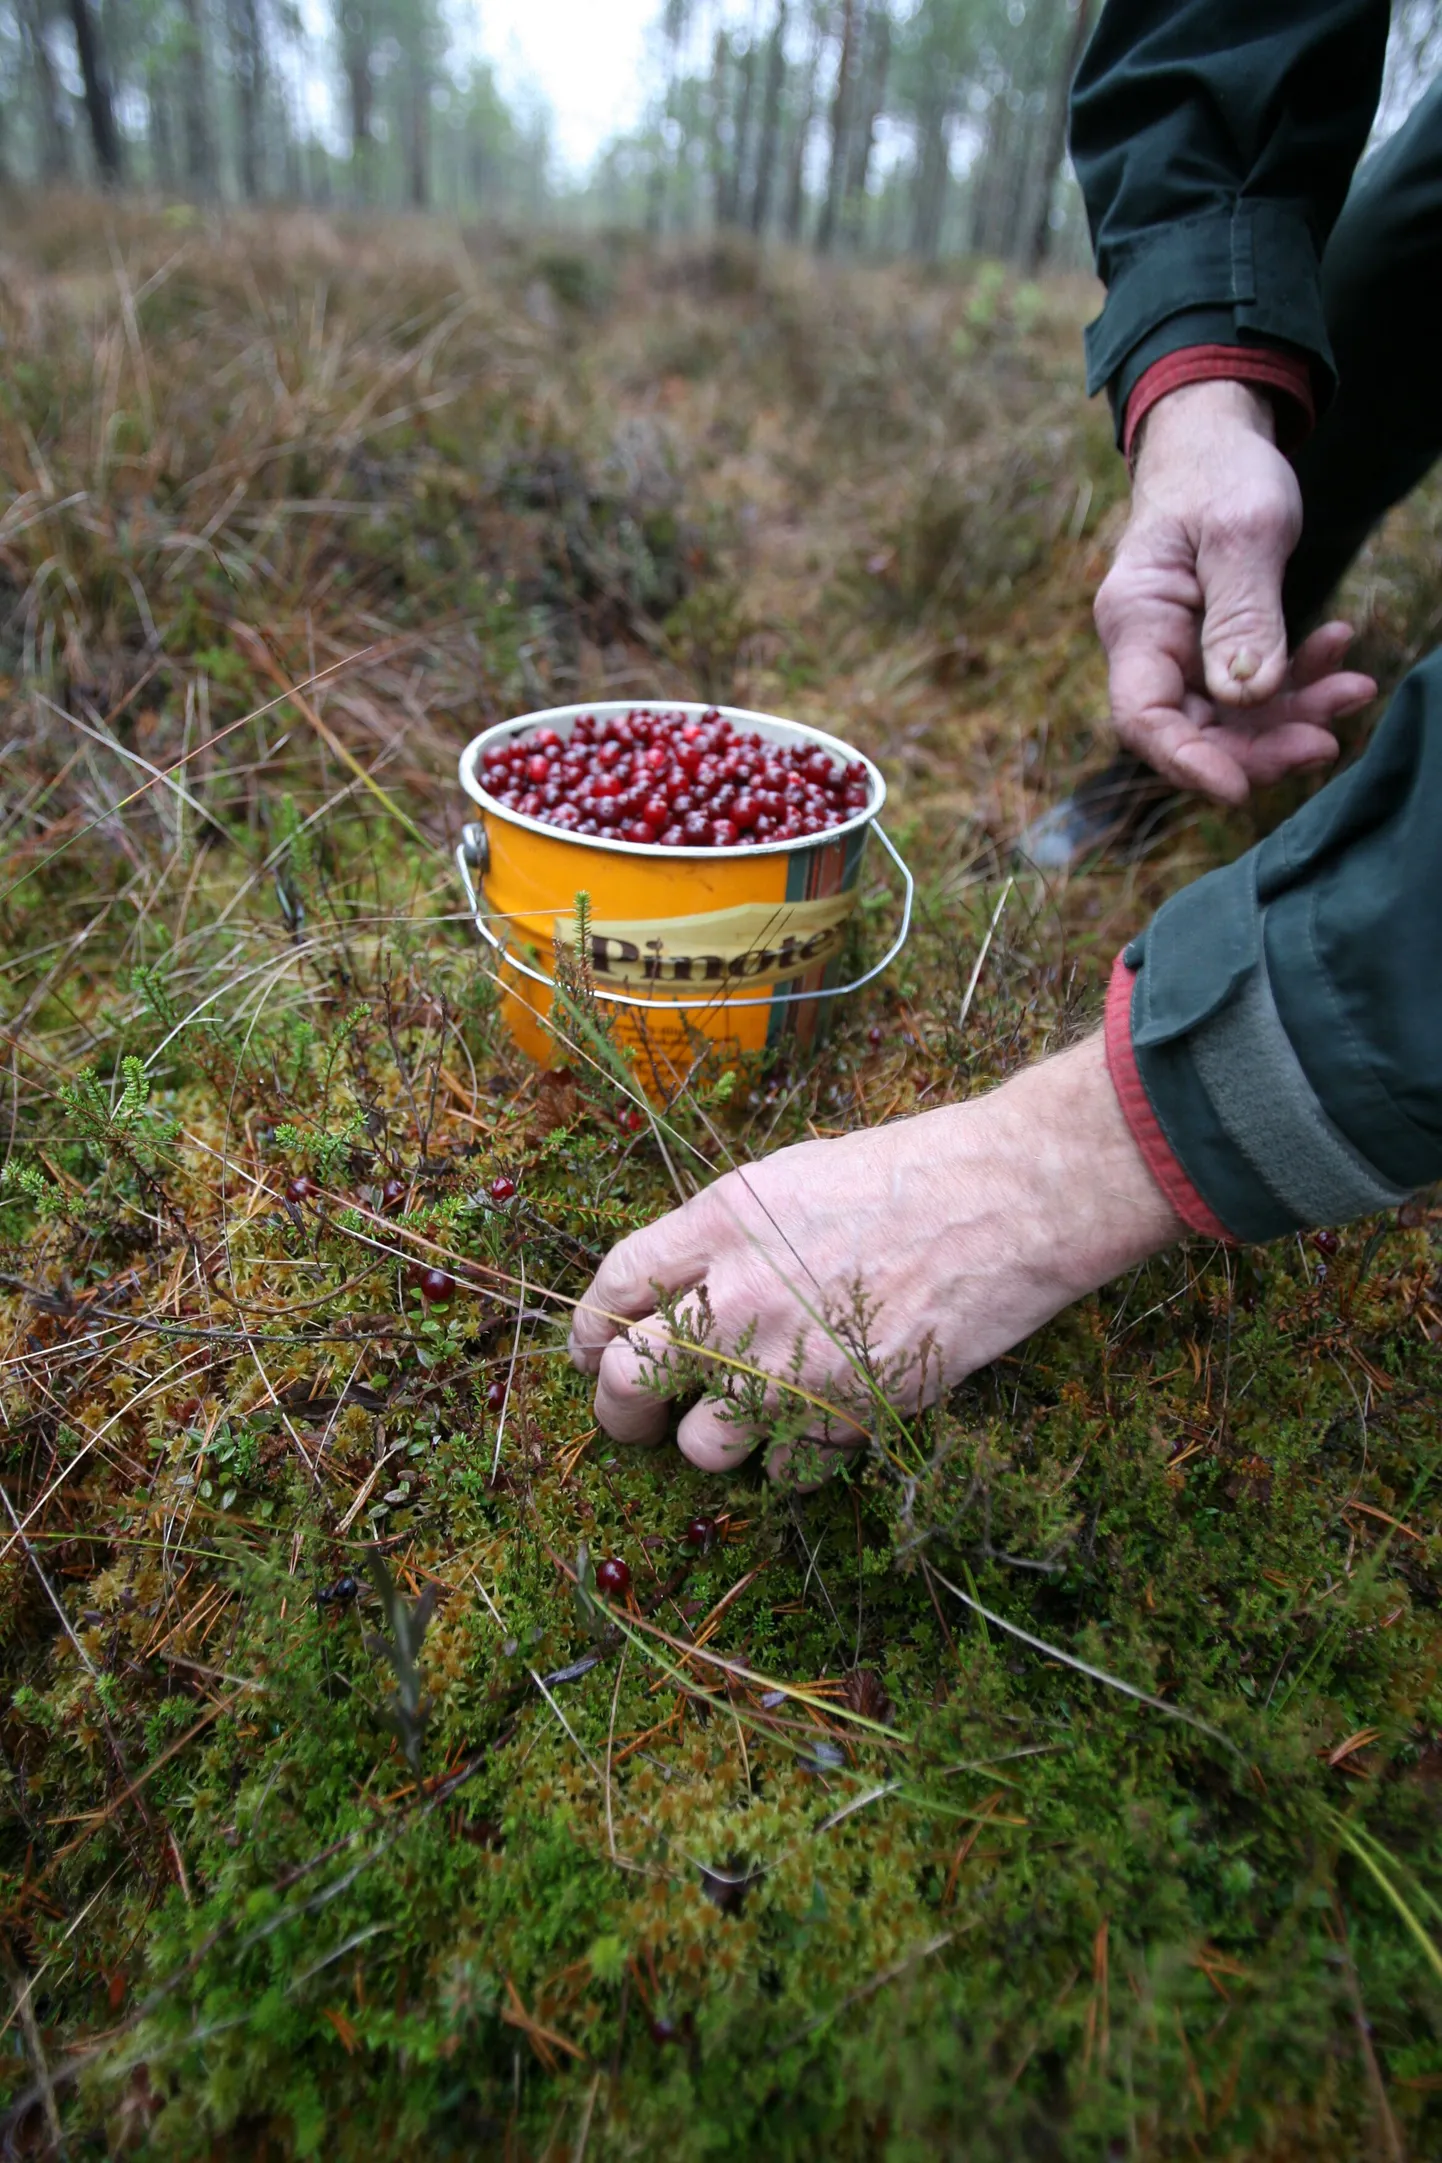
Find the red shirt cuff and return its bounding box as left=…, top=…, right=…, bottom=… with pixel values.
left=1103, top=952, right=1235, bottom=1243
left=1123, top=344, right=1316, bottom=464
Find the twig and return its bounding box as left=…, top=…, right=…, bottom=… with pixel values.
left=957, top=875, right=1014, bottom=1035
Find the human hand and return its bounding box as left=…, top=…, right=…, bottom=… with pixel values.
left=1094, top=379, right=1376, bottom=803
left=569, top=1034, right=1182, bottom=1481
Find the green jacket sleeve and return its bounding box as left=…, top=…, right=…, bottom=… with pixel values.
left=1122, top=665, right=1442, bottom=1241
left=1070, top=0, right=1390, bottom=430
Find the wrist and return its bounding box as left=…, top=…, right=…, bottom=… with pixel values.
left=1132, top=378, right=1278, bottom=478
left=1012, top=1032, right=1186, bottom=1283
left=1123, top=344, right=1315, bottom=468
left=936, top=1034, right=1183, bottom=1304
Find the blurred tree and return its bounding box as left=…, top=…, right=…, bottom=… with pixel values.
left=647, top=0, right=692, bottom=232
left=815, top=0, right=856, bottom=252
left=842, top=1, right=890, bottom=245
left=722, top=26, right=757, bottom=224
left=337, top=0, right=378, bottom=201
left=1022, top=0, right=1092, bottom=269
left=782, top=5, right=825, bottom=241
left=707, top=26, right=731, bottom=223
left=748, top=0, right=787, bottom=233
left=897, top=0, right=977, bottom=258
left=146, top=48, right=176, bottom=187
left=20, top=0, right=71, bottom=181
left=176, top=0, right=215, bottom=193
left=225, top=0, right=266, bottom=198
left=65, top=0, right=121, bottom=182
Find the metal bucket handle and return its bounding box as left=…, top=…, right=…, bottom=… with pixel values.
left=453, top=820, right=914, bottom=1014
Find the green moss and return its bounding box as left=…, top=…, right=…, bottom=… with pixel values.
left=1, top=205, right=1439, bottom=2161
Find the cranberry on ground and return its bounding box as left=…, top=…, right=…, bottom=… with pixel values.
left=478, top=707, right=871, bottom=850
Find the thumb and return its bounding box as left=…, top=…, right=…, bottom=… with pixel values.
left=1194, top=475, right=1300, bottom=707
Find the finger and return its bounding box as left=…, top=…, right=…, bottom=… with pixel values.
left=1111, top=692, right=1253, bottom=802
left=1196, top=477, right=1300, bottom=708
left=1162, top=731, right=1252, bottom=804
left=1098, top=587, right=1254, bottom=802
left=1287, top=670, right=1375, bottom=726
left=1097, top=588, right=1190, bottom=747
left=593, top=1308, right=700, bottom=1445
left=674, top=1396, right=868, bottom=1487
left=1207, top=668, right=1373, bottom=789
left=675, top=1396, right=766, bottom=1473
left=1215, top=720, right=1342, bottom=789
left=1290, top=620, right=1359, bottom=691
left=569, top=1200, right=714, bottom=1371
left=763, top=1424, right=868, bottom=1491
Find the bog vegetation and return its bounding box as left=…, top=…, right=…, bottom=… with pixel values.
left=0, top=194, right=1441, bottom=2158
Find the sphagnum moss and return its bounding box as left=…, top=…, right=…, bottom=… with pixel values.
left=0, top=197, right=1440, bottom=2161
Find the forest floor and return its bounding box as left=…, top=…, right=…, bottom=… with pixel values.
left=1, top=194, right=1441, bottom=2161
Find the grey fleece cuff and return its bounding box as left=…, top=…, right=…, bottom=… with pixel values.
left=1127, top=853, right=1414, bottom=1242
left=1184, top=945, right=1411, bottom=1229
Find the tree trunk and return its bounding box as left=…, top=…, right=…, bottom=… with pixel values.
left=406, top=64, right=429, bottom=208
left=910, top=97, right=951, bottom=260
left=842, top=5, right=889, bottom=248
left=65, top=0, right=122, bottom=184
left=146, top=59, right=175, bottom=189
left=708, top=29, right=731, bottom=226
left=748, top=0, right=787, bottom=235
left=342, top=0, right=377, bottom=204
left=22, top=0, right=71, bottom=182
left=227, top=0, right=265, bottom=200
left=176, top=0, right=215, bottom=195
left=723, top=36, right=757, bottom=225
left=968, top=79, right=1012, bottom=255
left=815, top=0, right=857, bottom=254
left=782, top=16, right=821, bottom=243
left=1022, top=0, right=1095, bottom=271
left=281, top=101, right=302, bottom=200
left=645, top=138, right=667, bottom=234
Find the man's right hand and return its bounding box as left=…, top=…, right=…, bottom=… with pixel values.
left=1094, top=379, right=1376, bottom=804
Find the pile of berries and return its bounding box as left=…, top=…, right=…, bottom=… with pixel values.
left=479, top=708, right=871, bottom=849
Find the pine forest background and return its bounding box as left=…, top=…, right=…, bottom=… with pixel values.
left=0, top=0, right=1432, bottom=268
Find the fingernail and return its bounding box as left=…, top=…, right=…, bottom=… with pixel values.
left=1229, top=647, right=1258, bottom=683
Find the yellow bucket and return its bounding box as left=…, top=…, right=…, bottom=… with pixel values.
left=455, top=700, right=912, bottom=1100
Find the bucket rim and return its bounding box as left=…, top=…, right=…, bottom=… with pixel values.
left=456, top=698, right=886, bottom=861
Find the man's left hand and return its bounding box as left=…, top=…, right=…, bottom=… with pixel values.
left=569, top=1034, right=1181, bottom=1480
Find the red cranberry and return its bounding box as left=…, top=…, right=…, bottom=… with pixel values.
left=867, top=1025, right=884, bottom=1047
left=418, top=1268, right=455, bottom=1303
left=489, top=1175, right=517, bottom=1203
left=286, top=1175, right=317, bottom=1203
left=381, top=1177, right=407, bottom=1210
left=486, top=712, right=858, bottom=850
left=1312, top=1228, right=1341, bottom=1256
left=595, top=1557, right=630, bottom=1598
left=486, top=1378, right=507, bottom=1412
left=617, top=1107, right=646, bottom=1133
left=684, top=1516, right=715, bottom=1551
